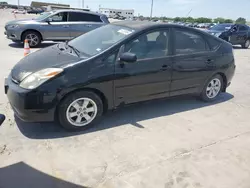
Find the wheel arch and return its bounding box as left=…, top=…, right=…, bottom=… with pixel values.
left=55, top=87, right=109, bottom=120
left=216, top=72, right=227, bottom=92
left=21, top=29, right=43, bottom=41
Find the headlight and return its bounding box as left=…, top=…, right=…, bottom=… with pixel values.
left=214, top=33, right=222, bottom=37
left=20, top=68, right=63, bottom=89
left=6, top=25, right=19, bottom=29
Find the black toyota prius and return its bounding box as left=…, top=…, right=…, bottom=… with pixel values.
left=5, top=21, right=236, bottom=131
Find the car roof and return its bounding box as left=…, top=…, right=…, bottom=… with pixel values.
left=54, top=9, right=104, bottom=16
left=112, top=21, right=202, bottom=31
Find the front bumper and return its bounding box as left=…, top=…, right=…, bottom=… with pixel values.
left=4, top=27, right=22, bottom=41
left=5, top=76, right=56, bottom=122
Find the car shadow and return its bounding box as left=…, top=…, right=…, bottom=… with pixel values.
left=8, top=42, right=58, bottom=49
left=233, top=45, right=245, bottom=50
left=0, top=162, right=88, bottom=188
left=15, top=93, right=234, bottom=139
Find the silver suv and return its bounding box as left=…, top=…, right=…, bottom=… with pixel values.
left=5, top=10, right=109, bottom=47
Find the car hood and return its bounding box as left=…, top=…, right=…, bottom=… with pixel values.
left=11, top=45, right=82, bottom=82
left=6, top=19, right=39, bottom=25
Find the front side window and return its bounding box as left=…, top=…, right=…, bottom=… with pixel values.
left=124, top=30, right=169, bottom=60
left=50, top=12, right=68, bottom=22
left=68, top=24, right=134, bottom=57
left=174, top=29, right=208, bottom=55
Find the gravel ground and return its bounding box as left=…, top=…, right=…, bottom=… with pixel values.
left=1, top=9, right=250, bottom=188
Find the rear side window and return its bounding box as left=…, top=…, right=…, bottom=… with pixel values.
left=239, top=25, right=249, bottom=31
left=207, top=37, right=221, bottom=51
left=174, top=28, right=209, bottom=55
left=68, top=12, right=102, bottom=22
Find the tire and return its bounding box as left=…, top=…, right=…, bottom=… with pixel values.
left=58, top=91, right=103, bottom=131
left=241, top=39, right=250, bottom=49
left=22, top=31, right=42, bottom=47
left=200, top=74, right=223, bottom=102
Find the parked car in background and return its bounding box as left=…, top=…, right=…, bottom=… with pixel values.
left=12, top=9, right=26, bottom=14
left=5, top=21, right=235, bottom=131
left=27, top=8, right=44, bottom=14
left=4, top=10, right=109, bottom=47
left=207, top=23, right=250, bottom=48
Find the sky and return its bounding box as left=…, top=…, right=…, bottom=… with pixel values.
left=6, top=0, right=250, bottom=20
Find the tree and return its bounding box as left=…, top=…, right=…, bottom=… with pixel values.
left=214, top=17, right=225, bottom=23
left=235, top=17, right=246, bottom=24
left=224, top=19, right=234, bottom=23
left=195, top=17, right=212, bottom=23
left=174, top=17, right=181, bottom=22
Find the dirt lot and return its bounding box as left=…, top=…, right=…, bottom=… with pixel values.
left=1, top=9, right=250, bottom=188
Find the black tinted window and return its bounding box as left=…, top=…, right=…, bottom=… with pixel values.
left=239, top=25, right=248, bottom=31
left=68, top=12, right=102, bottom=22
left=124, top=30, right=169, bottom=59
left=175, top=29, right=208, bottom=55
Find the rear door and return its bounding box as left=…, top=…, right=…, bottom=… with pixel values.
left=42, top=12, right=71, bottom=40
left=170, top=28, right=218, bottom=96
left=68, top=12, right=105, bottom=38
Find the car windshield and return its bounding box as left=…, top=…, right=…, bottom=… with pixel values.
left=68, top=24, right=135, bottom=57
left=35, top=12, right=52, bottom=20
left=209, top=24, right=232, bottom=31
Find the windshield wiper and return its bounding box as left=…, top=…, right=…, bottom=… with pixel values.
left=65, top=41, right=80, bottom=57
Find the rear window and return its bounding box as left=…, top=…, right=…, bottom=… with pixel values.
left=207, top=37, right=221, bottom=51
left=68, top=12, right=102, bottom=22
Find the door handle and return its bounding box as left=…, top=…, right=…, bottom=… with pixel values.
left=63, top=25, right=69, bottom=28
left=161, top=65, right=171, bottom=70
left=86, top=25, right=92, bottom=27
left=206, top=59, right=214, bottom=64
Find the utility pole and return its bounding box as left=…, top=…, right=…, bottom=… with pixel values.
left=150, top=0, right=154, bottom=19
left=17, top=0, right=20, bottom=6
left=82, top=0, right=84, bottom=8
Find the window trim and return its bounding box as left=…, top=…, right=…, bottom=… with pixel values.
left=172, top=27, right=211, bottom=56
left=121, top=27, right=171, bottom=61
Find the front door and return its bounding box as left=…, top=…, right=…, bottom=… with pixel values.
left=41, top=12, right=71, bottom=40
left=114, top=29, right=172, bottom=106
left=171, top=28, right=216, bottom=96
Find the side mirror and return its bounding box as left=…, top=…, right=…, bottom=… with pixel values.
left=120, top=52, right=137, bottom=63
left=46, top=17, right=52, bottom=23
left=231, top=27, right=237, bottom=33
left=0, top=114, right=5, bottom=126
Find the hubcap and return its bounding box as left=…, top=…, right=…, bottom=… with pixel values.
left=26, top=34, right=39, bottom=47
left=66, top=98, right=97, bottom=127
left=245, top=40, right=250, bottom=48
left=206, top=78, right=221, bottom=99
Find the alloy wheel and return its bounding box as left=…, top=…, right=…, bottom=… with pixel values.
left=206, top=78, right=221, bottom=99
left=245, top=40, right=250, bottom=48
left=25, top=34, right=39, bottom=47
left=66, top=98, right=98, bottom=127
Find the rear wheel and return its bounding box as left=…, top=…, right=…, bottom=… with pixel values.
left=241, top=39, right=250, bottom=49
left=22, top=31, right=42, bottom=47
left=58, top=91, right=103, bottom=131
left=200, top=74, right=223, bottom=102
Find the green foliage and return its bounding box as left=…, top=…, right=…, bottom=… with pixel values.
left=235, top=17, right=246, bottom=24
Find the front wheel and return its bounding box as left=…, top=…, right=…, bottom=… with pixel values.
left=200, top=74, right=223, bottom=102
left=58, top=91, right=103, bottom=131
left=241, top=39, right=250, bottom=49
left=22, top=31, right=42, bottom=47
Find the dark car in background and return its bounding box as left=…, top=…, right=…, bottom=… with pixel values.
left=4, top=9, right=109, bottom=47
left=207, top=23, right=250, bottom=48
left=27, top=8, right=44, bottom=14
left=5, top=21, right=235, bottom=131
